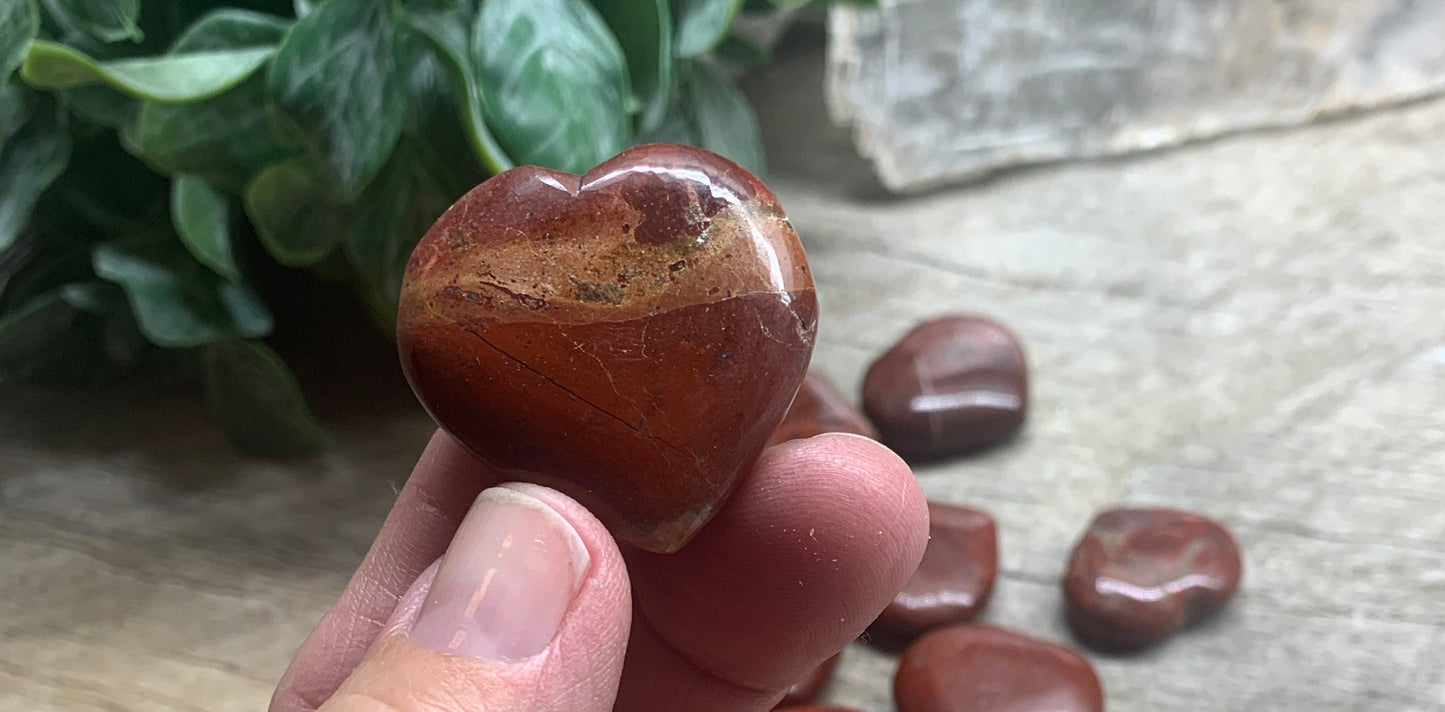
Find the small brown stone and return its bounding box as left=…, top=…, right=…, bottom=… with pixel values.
left=894, top=624, right=1104, bottom=712
left=1064, top=506, right=1243, bottom=651
left=769, top=372, right=877, bottom=445
left=874, top=502, right=997, bottom=640
left=397, top=144, right=817, bottom=553
left=774, top=653, right=840, bottom=708
left=862, top=314, right=1027, bottom=460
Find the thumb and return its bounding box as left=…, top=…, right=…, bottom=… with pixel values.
left=319, top=483, right=631, bottom=712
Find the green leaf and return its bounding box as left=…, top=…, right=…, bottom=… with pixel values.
left=399, top=0, right=513, bottom=175
left=62, top=84, right=136, bottom=127
left=21, top=40, right=275, bottom=103
left=0, top=98, right=71, bottom=253
left=591, top=0, right=672, bottom=132
left=58, top=279, right=124, bottom=313
left=41, top=0, right=141, bottom=44
left=2, top=0, right=39, bottom=80
left=243, top=161, right=350, bottom=267
left=0, top=84, right=29, bottom=145
left=635, top=101, right=695, bottom=145
left=713, top=32, right=769, bottom=70
left=92, top=239, right=273, bottom=348
left=395, top=0, right=473, bottom=54
left=129, top=76, right=294, bottom=192
left=42, top=22, right=145, bottom=125
left=672, top=0, right=742, bottom=58
left=129, top=3, right=235, bottom=55
left=202, top=339, right=325, bottom=458
left=683, top=59, right=764, bottom=174
left=267, top=0, right=406, bottom=200
left=345, top=177, right=414, bottom=327
left=171, top=176, right=240, bottom=281
left=475, top=0, right=630, bottom=173
left=742, top=0, right=878, bottom=9
left=293, top=0, right=318, bottom=18
left=47, top=9, right=287, bottom=130
left=169, top=9, right=291, bottom=51
left=397, top=26, right=487, bottom=197
left=128, top=11, right=294, bottom=191
left=345, top=144, right=451, bottom=327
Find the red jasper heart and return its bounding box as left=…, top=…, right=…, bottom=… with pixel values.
left=397, top=144, right=818, bottom=553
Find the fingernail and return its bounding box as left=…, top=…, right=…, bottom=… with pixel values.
left=409, top=486, right=590, bottom=661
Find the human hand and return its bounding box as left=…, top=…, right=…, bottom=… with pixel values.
left=270, top=430, right=928, bottom=712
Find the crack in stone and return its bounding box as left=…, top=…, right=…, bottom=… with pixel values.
left=454, top=324, right=693, bottom=460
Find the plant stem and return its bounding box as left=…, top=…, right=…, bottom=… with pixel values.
left=460, top=85, right=512, bottom=175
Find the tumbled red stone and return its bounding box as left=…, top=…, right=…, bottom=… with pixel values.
left=1064, top=506, right=1243, bottom=651
left=768, top=372, right=878, bottom=445
left=862, top=315, right=1027, bottom=459
left=895, top=624, right=1103, bottom=712
left=397, top=144, right=817, bottom=553
left=874, top=502, right=997, bottom=640
left=774, top=653, right=840, bottom=708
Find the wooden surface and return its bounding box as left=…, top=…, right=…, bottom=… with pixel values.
left=4, top=41, right=1445, bottom=712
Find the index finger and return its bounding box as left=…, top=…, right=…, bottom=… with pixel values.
left=615, top=433, right=929, bottom=710
left=270, top=430, right=501, bottom=712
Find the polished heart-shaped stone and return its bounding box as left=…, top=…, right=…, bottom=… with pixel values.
left=397, top=144, right=817, bottom=553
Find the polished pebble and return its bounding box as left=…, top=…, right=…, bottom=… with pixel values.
left=874, top=502, right=997, bottom=640
left=397, top=144, right=817, bottom=553
left=862, top=314, right=1027, bottom=459
left=774, top=653, right=840, bottom=708
left=1064, top=506, right=1243, bottom=650
left=769, top=372, right=878, bottom=445
left=894, top=624, right=1104, bottom=712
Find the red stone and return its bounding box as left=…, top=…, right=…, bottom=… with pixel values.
left=775, top=707, right=862, bottom=712
left=397, top=144, right=817, bottom=553
left=774, top=653, right=840, bottom=708
left=862, top=315, right=1027, bottom=459
left=894, top=624, right=1103, bottom=712
left=768, top=372, right=877, bottom=446
left=875, top=502, right=997, bottom=640
left=1064, top=506, right=1243, bottom=650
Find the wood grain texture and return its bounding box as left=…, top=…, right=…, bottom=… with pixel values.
left=5, top=57, right=1445, bottom=712
left=781, top=81, right=1445, bottom=712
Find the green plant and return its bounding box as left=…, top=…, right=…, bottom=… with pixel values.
left=0, top=0, right=870, bottom=457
